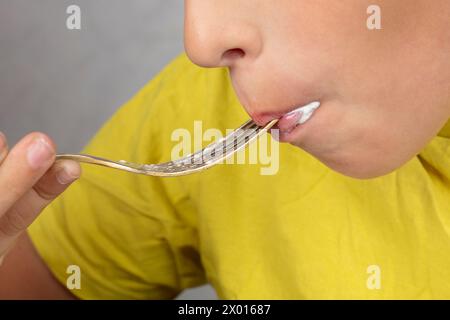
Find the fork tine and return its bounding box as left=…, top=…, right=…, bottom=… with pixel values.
left=171, top=119, right=257, bottom=166
left=56, top=119, right=278, bottom=177
left=200, top=120, right=268, bottom=164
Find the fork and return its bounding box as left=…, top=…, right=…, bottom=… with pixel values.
left=55, top=119, right=278, bottom=177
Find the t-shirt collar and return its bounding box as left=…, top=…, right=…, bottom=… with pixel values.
left=438, top=118, right=450, bottom=138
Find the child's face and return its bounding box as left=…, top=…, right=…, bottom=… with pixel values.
left=184, top=0, right=450, bottom=178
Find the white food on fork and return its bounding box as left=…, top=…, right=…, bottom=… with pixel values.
left=287, top=101, right=321, bottom=124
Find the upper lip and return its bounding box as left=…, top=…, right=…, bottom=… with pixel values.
left=248, top=104, right=304, bottom=126
left=248, top=111, right=284, bottom=127
left=228, top=69, right=321, bottom=127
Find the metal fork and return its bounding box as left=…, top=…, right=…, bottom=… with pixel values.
left=56, top=119, right=278, bottom=177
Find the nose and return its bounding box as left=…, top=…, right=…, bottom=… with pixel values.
left=184, top=0, right=263, bottom=68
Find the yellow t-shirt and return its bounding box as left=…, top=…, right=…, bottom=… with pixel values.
left=29, top=53, right=450, bottom=299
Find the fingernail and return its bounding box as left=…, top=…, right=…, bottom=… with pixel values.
left=0, top=131, right=5, bottom=148
left=0, top=131, right=6, bottom=151
left=56, top=164, right=80, bottom=185
left=0, top=132, right=6, bottom=162
left=27, top=137, right=54, bottom=169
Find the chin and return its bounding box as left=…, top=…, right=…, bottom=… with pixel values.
left=330, top=163, right=398, bottom=180
left=310, top=147, right=404, bottom=180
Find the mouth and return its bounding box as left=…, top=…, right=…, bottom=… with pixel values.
left=275, top=101, right=321, bottom=134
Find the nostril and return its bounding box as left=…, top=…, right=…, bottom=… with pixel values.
left=221, top=48, right=245, bottom=63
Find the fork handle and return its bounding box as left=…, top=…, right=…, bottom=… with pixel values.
left=56, top=154, right=130, bottom=171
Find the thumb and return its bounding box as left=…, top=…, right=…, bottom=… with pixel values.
left=0, top=160, right=81, bottom=239
left=33, top=159, right=82, bottom=202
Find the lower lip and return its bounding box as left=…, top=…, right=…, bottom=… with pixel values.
left=275, top=111, right=318, bottom=143
left=276, top=123, right=304, bottom=142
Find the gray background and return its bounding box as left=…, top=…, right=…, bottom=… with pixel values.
left=0, top=0, right=216, bottom=300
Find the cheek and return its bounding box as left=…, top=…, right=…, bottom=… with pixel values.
left=258, top=0, right=449, bottom=178
left=289, top=100, right=418, bottom=179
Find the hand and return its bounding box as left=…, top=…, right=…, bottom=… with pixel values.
left=0, top=131, right=81, bottom=265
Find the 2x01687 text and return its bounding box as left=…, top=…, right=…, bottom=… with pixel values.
left=178, top=304, right=271, bottom=317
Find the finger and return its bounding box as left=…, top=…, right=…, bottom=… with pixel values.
left=33, top=159, right=82, bottom=202
left=0, top=160, right=81, bottom=238
left=0, top=132, right=55, bottom=214
left=0, top=131, right=8, bottom=165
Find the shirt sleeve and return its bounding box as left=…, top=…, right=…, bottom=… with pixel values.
left=28, top=54, right=207, bottom=299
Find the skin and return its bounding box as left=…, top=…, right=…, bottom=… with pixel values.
left=184, top=0, right=450, bottom=178
left=0, top=132, right=78, bottom=298
left=1, top=1, right=449, bottom=298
